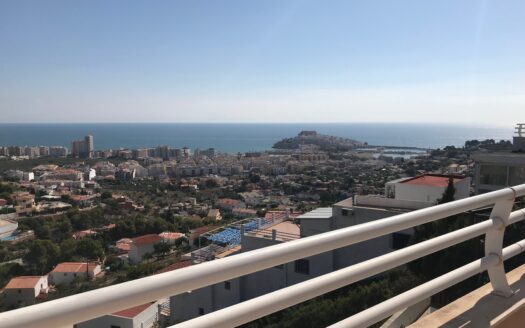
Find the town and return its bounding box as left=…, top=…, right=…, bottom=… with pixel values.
left=0, top=126, right=524, bottom=327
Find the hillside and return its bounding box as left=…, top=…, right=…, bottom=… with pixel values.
left=273, top=131, right=365, bottom=151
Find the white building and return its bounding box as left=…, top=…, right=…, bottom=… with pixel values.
left=75, top=301, right=160, bottom=328
left=2, top=276, right=48, bottom=306
left=239, top=191, right=265, bottom=206
left=129, top=234, right=162, bottom=264
left=385, top=174, right=470, bottom=204
left=4, top=170, right=34, bottom=181
left=49, top=262, right=102, bottom=286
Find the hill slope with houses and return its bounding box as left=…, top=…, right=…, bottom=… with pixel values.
left=273, top=130, right=365, bottom=151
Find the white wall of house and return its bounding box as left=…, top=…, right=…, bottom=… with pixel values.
left=50, top=265, right=101, bottom=285
left=3, top=276, right=48, bottom=306
left=394, top=178, right=470, bottom=203
left=76, top=302, right=158, bottom=328
left=129, top=244, right=155, bottom=264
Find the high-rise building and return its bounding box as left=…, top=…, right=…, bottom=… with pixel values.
left=39, top=146, right=50, bottom=157
left=71, top=135, right=94, bottom=158
left=155, top=145, right=170, bottom=160
left=85, top=135, right=94, bottom=158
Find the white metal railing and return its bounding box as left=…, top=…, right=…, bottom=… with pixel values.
left=0, top=185, right=524, bottom=328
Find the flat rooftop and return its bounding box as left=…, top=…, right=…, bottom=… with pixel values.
left=334, top=198, right=353, bottom=208
left=262, top=221, right=300, bottom=235
left=472, top=152, right=525, bottom=165
left=247, top=221, right=300, bottom=242
left=215, top=245, right=242, bottom=259
left=298, top=207, right=333, bottom=220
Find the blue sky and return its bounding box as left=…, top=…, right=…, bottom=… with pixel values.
left=1, top=0, right=524, bottom=125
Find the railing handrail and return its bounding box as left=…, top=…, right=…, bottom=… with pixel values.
left=171, top=212, right=523, bottom=328
left=0, top=184, right=524, bottom=328
left=327, top=239, right=525, bottom=328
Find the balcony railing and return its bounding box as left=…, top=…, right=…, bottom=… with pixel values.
left=1, top=185, right=525, bottom=328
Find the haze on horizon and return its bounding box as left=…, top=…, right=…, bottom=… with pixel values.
left=0, top=0, right=524, bottom=127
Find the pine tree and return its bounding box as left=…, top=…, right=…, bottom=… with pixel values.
left=438, top=176, right=456, bottom=204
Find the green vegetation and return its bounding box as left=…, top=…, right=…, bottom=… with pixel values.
left=0, top=182, right=16, bottom=202
left=243, top=269, right=420, bottom=328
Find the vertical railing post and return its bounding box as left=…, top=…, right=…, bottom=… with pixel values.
left=484, top=189, right=516, bottom=297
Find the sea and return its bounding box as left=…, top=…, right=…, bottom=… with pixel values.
left=0, top=123, right=514, bottom=154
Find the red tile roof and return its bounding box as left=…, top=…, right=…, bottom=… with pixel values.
left=218, top=198, right=241, bottom=206
left=401, top=175, right=463, bottom=188
left=190, top=226, right=211, bottom=237
left=112, top=302, right=155, bottom=318
left=72, top=230, right=97, bottom=238
left=51, top=262, right=99, bottom=273
left=132, top=234, right=161, bottom=246
left=155, top=261, right=192, bottom=274
left=233, top=208, right=258, bottom=216
left=159, top=232, right=185, bottom=240
left=5, top=276, right=43, bottom=289
left=70, top=194, right=98, bottom=202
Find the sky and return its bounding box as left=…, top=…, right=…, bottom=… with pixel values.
left=0, top=0, right=524, bottom=125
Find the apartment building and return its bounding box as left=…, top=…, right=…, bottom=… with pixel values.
left=473, top=125, right=525, bottom=194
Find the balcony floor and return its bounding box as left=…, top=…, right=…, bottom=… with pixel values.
left=409, top=263, right=525, bottom=327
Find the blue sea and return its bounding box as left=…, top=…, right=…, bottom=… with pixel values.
left=0, top=123, right=513, bottom=153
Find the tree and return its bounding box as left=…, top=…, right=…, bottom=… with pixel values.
left=24, top=240, right=60, bottom=275
left=76, top=239, right=104, bottom=260
left=101, top=191, right=112, bottom=200
left=154, top=242, right=171, bottom=257
left=249, top=174, right=261, bottom=184
left=59, top=239, right=79, bottom=262
left=438, top=176, right=456, bottom=204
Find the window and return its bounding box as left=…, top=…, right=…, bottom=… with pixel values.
left=73, top=273, right=77, bottom=277
left=294, top=259, right=310, bottom=275
left=224, top=281, right=231, bottom=290
left=18, top=289, right=21, bottom=294
left=64, top=273, right=67, bottom=276
left=341, top=209, right=349, bottom=216
left=392, top=233, right=411, bottom=250
left=198, top=308, right=205, bottom=315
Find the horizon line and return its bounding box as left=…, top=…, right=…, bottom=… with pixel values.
left=0, top=122, right=513, bottom=128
